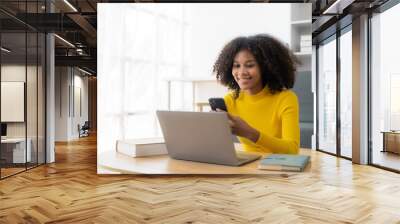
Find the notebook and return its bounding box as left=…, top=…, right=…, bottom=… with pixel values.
left=258, top=154, right=310, bottom=171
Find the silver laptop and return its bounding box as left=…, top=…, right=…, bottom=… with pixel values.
left=156, top=110, right=260, bottom=166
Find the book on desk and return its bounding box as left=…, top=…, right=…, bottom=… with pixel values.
left=258, top=154, right=310, bottom=172
left=116, top=138, right=168, bottom=157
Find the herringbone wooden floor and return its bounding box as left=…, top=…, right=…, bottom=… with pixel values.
left=1, top=134, right=400, bottom=224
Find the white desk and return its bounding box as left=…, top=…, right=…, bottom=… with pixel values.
left=1, top=138, right=31, bottom=163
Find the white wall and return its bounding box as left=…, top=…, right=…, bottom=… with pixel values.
left=1, top=65, right=26, bottom=81
left=187, top=3, right=291, bottom=78
left=55, top=67, right=69, bottom=141
left=55, top=67, right=89, bottom=141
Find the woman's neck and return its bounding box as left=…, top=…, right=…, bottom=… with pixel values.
left=243, top=84, right=264, bottom=95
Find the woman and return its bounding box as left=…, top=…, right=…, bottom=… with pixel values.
left=213, top=34, right=300, bottom=154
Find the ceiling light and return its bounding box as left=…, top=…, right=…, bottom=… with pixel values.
left=54, top=34, right=75, bottom=48
left=1, top=47, right=11, bottom=53
left=78, top=67, right=93, bottom=76
left=63, top=0, right=78, bottom=12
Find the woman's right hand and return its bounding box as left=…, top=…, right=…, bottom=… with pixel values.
left=217, top=109, right=260, bottom=143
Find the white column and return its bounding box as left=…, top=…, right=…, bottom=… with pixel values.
left=312, top=45, right=317, bottom=150
left=45, top=0, right=55, bottom=163
left=46, top=32, right=55, bottom=163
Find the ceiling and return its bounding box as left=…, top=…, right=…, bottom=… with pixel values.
left=0, top=0, right=100, bottom=74
left=311, top=0, right=390, bottom=44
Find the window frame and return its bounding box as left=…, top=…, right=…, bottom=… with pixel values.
left=368, top=0, right=400, bottom=173
left=315, top=22, right=352, bottom=161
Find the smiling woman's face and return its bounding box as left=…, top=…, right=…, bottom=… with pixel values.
left=232, top=50, right=263, bottom=95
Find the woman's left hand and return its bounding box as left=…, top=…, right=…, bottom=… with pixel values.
left=224, top=111, right=260, bottom=143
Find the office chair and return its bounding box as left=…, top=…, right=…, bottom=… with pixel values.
left=79, top=121, right=90, bottom=138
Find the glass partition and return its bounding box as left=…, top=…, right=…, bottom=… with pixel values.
left=1, top=31, right=28, bottom=178
left=317, top=36, right=337, bottom=155
left=0, top=1, right=46, bottom=179
left=371, top=3, right=400, bottom=171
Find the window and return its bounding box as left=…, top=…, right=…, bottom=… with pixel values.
left=339, top=28, right=352, bottom=158
left=97, top=4, right=191, bottom=154
left=371, top=2, right=400, bottom=171
left=317, top=36, right=337, bottom=154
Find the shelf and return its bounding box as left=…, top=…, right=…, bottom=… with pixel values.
left=291, top=20, right=312, bottom=26
left=294, top=51, right=312, bottom=56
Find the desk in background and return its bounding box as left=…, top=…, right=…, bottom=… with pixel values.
left=165, top=78, right=226, bottom=111
left=1, top=138, right=32, bottom=164
left=381, top=131, right=400, bottom=154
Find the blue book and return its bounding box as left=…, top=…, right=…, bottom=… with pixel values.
left=258, top=154, right=310, bottom=171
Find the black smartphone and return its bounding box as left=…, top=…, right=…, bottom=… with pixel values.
left=208, top=98, right=227, bottom=111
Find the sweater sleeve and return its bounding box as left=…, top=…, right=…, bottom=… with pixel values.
left=255, top=91, right=300, bottom=154
left=223, top=92, right=234, bottom=113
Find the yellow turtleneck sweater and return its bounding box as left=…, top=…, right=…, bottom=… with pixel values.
left=224, top=87, right=300, bottom=154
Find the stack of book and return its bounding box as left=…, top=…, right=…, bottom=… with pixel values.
left=300, top=35, right=312, bottom=53
left=116, top=137, right=168, bottom=157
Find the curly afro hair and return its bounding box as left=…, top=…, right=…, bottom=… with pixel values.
left=213, top=34, right=299, bottom=98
